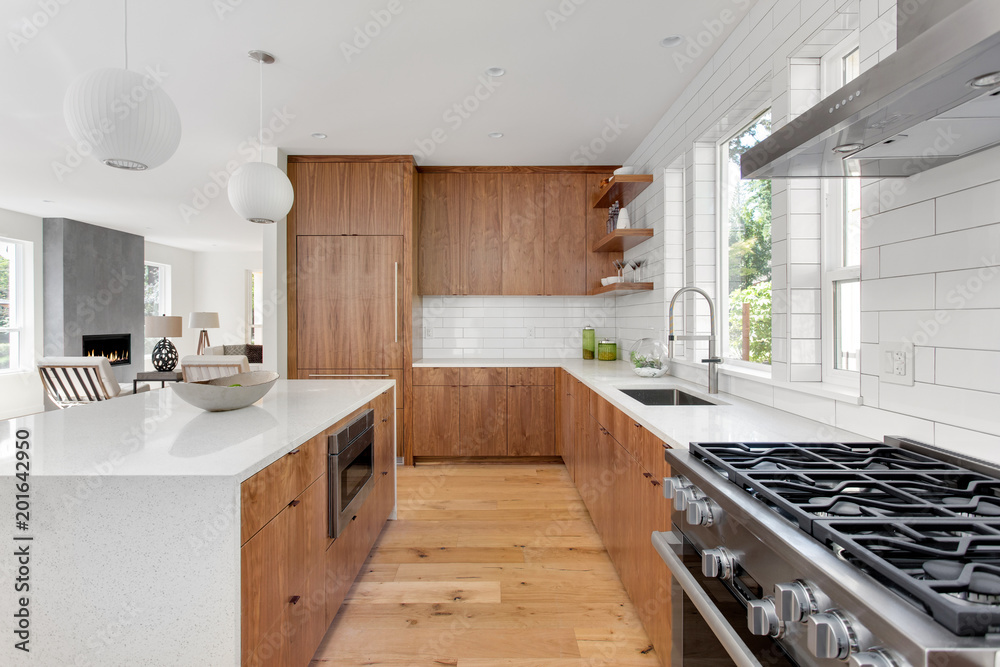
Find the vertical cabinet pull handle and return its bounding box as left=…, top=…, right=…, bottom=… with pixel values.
left=393, top=261, right=399, bottom=343
left=289, top=499, right=301, bottom=507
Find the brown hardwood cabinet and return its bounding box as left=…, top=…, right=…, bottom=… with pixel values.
left=291, top=161, right=410, bottom=236
left=543, top=173, right=588, bottom=295
left=461, top=385, right=507, bottom=456
left=419, top=173, right=503, bottom=296
left=296, top=235, right=404, bottom=371
left=507, top=384, right=556, bottom=456
left=411, top=384, right=461, bottom=456
left=501, top=173, right=546, bottom=295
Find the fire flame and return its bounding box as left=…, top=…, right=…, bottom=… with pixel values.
left=86, top=350, right=128, bottom=363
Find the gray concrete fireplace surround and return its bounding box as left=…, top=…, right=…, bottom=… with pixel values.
left=43, top=218, right=145, bottom=384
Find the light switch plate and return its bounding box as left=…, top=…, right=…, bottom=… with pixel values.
left=879, top=341, right=914, bottom=386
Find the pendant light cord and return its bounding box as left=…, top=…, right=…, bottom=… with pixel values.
left=258, top=55, right=263, bottom=162
left=123, top=0, right=128, bottom=70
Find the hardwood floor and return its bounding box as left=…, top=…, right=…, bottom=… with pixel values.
left=309, top=463, right=662, bottom=666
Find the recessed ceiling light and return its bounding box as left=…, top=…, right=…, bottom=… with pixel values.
left=488, top=132, right=504, bottom=139
left=970, top=72, right=1000, bottom=88
left=833, top=143, right=864, bottom=154
left=660, top=35, right=682, bottom=48
left=485, top=67, right=505, bottom=77
left=311, top=132, right=328, bottom=139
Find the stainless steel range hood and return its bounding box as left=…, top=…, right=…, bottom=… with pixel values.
left=741, top=0, right=1000, bottom=179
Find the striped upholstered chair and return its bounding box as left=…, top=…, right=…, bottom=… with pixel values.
left=37, top=357, right=149, bottom=409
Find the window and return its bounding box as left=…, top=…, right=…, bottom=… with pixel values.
left=144, top=262, right=171, bottom=354
left=823, top=39, right=862, bottom=380
left=247, top=270, right=263, bottom=345
left=720, top=109, right=772, bottom=366
left=0, top=239, right=24, bottom=372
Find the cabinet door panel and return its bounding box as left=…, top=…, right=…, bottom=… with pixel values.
left=418, top=173, right=463, bottom=295
left=543, top=173, right=587, bottom=295
left=461, top=385, right=507, bottom=456
left=412, top=385, right=461, bottom=456
left=507, top=385, right=556, bottom=456
left=241, top=505, right=289, bottom=660
left=297, top=236, right=403, bottom=369
left=413, top=367, right=461, bottom=386
left=366, top=162, right=410, bottom=236
left=508, top=366, right=555, bottom=386
left=460, top=366, right=507, bottom=386
left=558, top=371, right=576, bottom=481
left=462, top=173, right=503, bottom=294
left=291, top=162, right=359, bottom=236
left=501, top=174, right=546, bottom=295
left=375, top=389, right=396, bottom=477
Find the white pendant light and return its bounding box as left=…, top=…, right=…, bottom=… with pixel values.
left=63, top=1, right=181, bottom=170
left=227, top=50, right=294, bottom=224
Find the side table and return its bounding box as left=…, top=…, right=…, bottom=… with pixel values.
left=134, top=370, right=184, bottom=393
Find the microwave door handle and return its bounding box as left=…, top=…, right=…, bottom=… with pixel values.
left=651, top=531, right=763, bottom=667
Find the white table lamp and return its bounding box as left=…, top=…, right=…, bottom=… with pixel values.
left=189, top=312, right=220, bottom=355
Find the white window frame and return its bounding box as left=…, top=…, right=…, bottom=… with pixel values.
left=246, top=270, right=263, bottom=345
left=717, top=105, right=773, bottom=372
left=821, top=34, right=862, bottom=386
left=0, top=238, right=25, bottom=373
left=144, top=261, right=172, bottom=317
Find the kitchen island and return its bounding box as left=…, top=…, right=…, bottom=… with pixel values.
left=0, top=379, right=395, bottom=667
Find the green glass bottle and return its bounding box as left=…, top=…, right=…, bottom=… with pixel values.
left=582, top=327, right=596, bottom=360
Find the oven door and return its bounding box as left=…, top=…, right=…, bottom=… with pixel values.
left=329, top=425, right=375, bottom=539
left=652, top=531, right=799, bottom=667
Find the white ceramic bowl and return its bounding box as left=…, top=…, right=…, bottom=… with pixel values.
left=614, top=166, right=635, bottom=176
left=172, top=371, right=279, bottom=412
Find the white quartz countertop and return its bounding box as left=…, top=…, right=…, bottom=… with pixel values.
left=0, top=379, right=393, bottom=480
left=414, top=358, right=871, bottom=449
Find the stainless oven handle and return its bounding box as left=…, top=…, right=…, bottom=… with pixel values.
left=652, top=531, right=763, bottom=667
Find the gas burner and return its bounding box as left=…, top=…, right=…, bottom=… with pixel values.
left=923, top=561, right=1000, bottom=605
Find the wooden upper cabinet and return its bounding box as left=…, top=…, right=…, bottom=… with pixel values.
left=418, top=173, right=463, bottom=295
left=418, top=173, right=502, bottom=295
left=543, top=173, right=587, bottom=295
left=292, top=161, right=409, bottom=236
left=296, top=236, right=404, bottom=370
left=501, top=173, right=546, bottom=295
left=586, top=173, right=620, bottom=294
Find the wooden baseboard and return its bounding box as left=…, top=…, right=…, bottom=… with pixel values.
left=413, top=456, right=564, bottom=466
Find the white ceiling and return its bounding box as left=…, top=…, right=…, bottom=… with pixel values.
left=1, top=0, right=752, bottom=252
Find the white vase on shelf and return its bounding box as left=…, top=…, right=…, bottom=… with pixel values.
left=616, top=206, right=630, bottom=230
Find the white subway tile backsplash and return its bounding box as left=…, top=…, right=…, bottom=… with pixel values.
left=935, top=424, right=1000, bottom=462
left=935, top=267, right=1000, bottom=310
left=860, top=200, right=935, bottom=249
left=879, top=224, right=1000, bottom=278
left=879, top=309, right=1000, bottom=351
left=860, top=275, right=935, bottom=312
left=935, top=349, right=1000, bottom=394
left=936, top=179, right=1000, bottom=233
left=880, top=382, right=1000, bottom=437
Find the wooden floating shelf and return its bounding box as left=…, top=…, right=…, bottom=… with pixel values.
left=590, top=282, right=654, bottom=296
left=592, top=174, right=654, bottom=209
left=592, top=228, right=654, bottom=253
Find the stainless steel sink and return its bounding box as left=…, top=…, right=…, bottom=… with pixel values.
left=618, top=388, right=716, bottom=406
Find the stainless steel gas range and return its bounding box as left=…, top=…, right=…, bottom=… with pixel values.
left=652, top=437, right=1000, bottom=667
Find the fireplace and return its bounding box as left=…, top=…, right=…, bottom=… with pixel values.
left=82, top=334, right=132, bottom=366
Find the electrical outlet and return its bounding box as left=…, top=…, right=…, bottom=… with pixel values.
left=526, top=327, right=535, bottom=338
left=424, top=327, right=433, bottom=339
left=879, top=342, right=914, bottom=386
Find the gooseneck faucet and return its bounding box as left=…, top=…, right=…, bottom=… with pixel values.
left=667, top=287, right=722, bottom=394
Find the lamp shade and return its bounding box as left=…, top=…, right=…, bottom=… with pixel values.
left=227, top=162, right=294, bottom=224
left=145, top=315, right=183, bottom=338
left=64, top=68, right=182, bottom=171
left=188, top=312, right=220, bottom=329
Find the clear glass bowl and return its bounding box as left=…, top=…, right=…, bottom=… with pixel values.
left=629, top=338, right=669, bottom=378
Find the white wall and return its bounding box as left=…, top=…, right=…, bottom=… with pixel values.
left=193, top=251, right=264, bottom=349
left=0, top=208, right=43, bottom=420
left=420, top=295, right=617, bottom=360
left=144, top=242, right=198, bottom=362
left=614, top=0, right=1000, bottom=462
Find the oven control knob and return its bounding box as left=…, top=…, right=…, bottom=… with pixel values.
left=701, top=547, right=736, bottom=580
left=849, top=649, right=897, bottom=667
left=808, top=612, right=857, bottom=661
left=747, top=597, right=783, bottom=637
left=774, top=581, right=816, bottom=622
left=663, top=476, right=691, bottom=500
left=687, top=498, right=716, bottom=527
left=674, top=487, right=700, bottom=512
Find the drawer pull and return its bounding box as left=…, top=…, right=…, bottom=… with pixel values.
left=289, top=499, right=301, bottom=507
left=643, top=472, right=652, bottom=479
left=382, top=471, right=389, bottom=476
left=352, top=515, right=358, bottom=521
left=288, top=449, right=300, bottom=455
left=289, top=596, right=301, bottom=605
left=634, top=423, right=641, bottom=428
left=382, top=418, right=388, bottom=423
left=651, top=479, right=661, bottom=487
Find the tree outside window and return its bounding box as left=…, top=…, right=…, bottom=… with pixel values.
left=723, top=111, right=772, bottom=365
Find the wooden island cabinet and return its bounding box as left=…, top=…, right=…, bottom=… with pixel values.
left=241, top=388, right=396, bottom=667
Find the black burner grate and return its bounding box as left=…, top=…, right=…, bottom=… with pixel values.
left=691, top=441, right=1000, bottom=636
